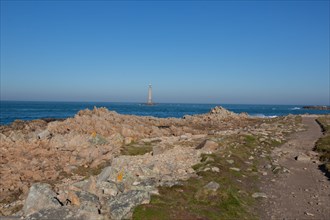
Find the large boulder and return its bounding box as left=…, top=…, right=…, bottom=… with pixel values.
left=23, top=183, right=61, bottom=216
left=107, top=190, right=150, bottom=220
left=25, top=206, right=104, bottom=220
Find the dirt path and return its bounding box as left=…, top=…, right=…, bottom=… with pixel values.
left=259, top=116, right=330, bottom=219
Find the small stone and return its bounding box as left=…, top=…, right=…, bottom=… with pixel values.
left=248, top=156, right=254, bottom=160
left=252, top=192, right=267, bottom=199
left=211, top=167, right=220, bottom=172
left=304, top=212, right=314, bottom=216
left=264, top=164, right=272, bottom=169
left=226, top=160, right=234, bottom=164
left=203, top=181, right=220, bottom=191
left=295, top=154, right=311, bottom=162
left=37, top=130, right=51, bottom=140
left=229, top=167, right=240, bottom=172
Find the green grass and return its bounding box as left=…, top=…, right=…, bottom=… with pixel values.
left=315, top=116, right=330, bottom=172
left=132, top=134, right=270, bottom=220
left=120, top=143, right=153, bottom=156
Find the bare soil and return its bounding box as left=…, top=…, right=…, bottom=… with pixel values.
left=259, top=116, right=330, bottom=219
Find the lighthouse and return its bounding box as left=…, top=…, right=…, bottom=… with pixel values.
left=147, top=84, right=153, bottom=105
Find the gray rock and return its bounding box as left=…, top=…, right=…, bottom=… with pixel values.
left=107, top=190, right=150, bottom=220
left=74, top=191, right=100, bottom=213
left=204, top=181, right=220, bottom=191
left=97, top=181, right=118, bottom=197
left=97, top=166, right=113, bottom=183
left=23, top=183, right=61, bottom=216
left=295, top=154, right=311, bottom=162
left=37, top=130, right=51, bottom=140
left=25, top=206, right=104, bottom=220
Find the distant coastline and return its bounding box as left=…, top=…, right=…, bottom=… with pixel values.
left=303, top=105, right=330, bottom=110
left=1, top=101, right=330, bottom=125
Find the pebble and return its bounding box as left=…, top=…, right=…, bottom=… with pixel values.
left=211, top=167, right=220, bottom=172
left=252, top=192, right=267, bottom=198
left=229, top=167, right=240, bottom=172
left=226, top=160, right=234, bottom=164
left=304, top=212, right=314, bottom=216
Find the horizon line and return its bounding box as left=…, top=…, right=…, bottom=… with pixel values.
left=1, top=99, right=329, bottom=107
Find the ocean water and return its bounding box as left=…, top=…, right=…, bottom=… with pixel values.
left=0, top=101, right=329, bottom=125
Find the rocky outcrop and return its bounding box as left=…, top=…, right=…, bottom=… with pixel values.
left=18, top=145, right=204, bottom=219
left=23, top=183, right=61, bottom=216
left=0, top=106, right=305, bottom=218
left=303, top=106, right=330, bottom=110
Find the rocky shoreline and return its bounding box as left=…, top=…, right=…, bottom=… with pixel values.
left=0, top=106, right=323, bottom=219
left=303, top=106, right=330, bottom=110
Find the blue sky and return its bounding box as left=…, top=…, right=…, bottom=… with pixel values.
left=1, top=0, right=329, bottom=105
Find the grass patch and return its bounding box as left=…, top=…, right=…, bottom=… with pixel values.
left=315, top=116, right=330, bottom=172
left=73, top=161, right=110, bottom=178
left=133, top=134, right=266, bottom=220
left=121, top=143, right=153, bottom=156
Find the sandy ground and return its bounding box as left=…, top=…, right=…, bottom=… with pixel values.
left=259, top=116, right=330, bottom=219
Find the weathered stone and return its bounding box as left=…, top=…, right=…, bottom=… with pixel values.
left=97, top=181, right=118, bottom=197
left=37, top=130, right=51, bottom=140
left=25, top=206, right=104, bottom=220
left=196, top=140, right=219, bottom=151
left=295, top=154, right=311, bottom=162
left=73, top=191, right=100, bottom=213
left=97, top=166, right=113, bottom=183
left=204, top=181, right=220, bottom=191
left=194, top=181, right=220, bottom=201
left=23, top=183, right=61, bottom=216
left=107, top=190, right=150, bottom=220
left=211, top=167, right=220, bottom=172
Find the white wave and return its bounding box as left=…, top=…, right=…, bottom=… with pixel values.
left=290, top=107, right=300, bottom=110
left=250, top=114, right=278, bottom=118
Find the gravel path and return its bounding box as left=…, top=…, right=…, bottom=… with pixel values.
left=259, top=116, right=330, bottom=219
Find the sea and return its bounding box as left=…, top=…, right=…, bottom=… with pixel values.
left=0, top=101, right=329, bottom=125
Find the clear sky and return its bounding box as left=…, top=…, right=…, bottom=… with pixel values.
left=1, top=0, right=329, bottom=105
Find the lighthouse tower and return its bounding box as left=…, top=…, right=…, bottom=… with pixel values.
left=147, top=84, right=153, bottom=105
